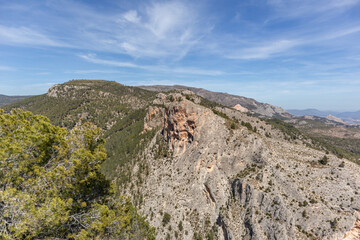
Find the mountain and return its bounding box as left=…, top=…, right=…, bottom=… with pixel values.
left=139, top=85, right=293, bottom=119
left=3, top=80, right=360, bottom=239
left=287, top=109, right=336, bottom=117
left=288, top=109, right=360, bottom=125
left=140, top=85, right=360, bottom=160
left=0, top=94, right=31, bottom=106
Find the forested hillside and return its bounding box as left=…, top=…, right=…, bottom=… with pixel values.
left=5, top=80, right=157, bottom=187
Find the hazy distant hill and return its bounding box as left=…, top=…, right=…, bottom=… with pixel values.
left=288, top=108, right=360, bottom=124
left=0, top=94, right=31, bottom=106
left=287, top=108, right=335, bottom=117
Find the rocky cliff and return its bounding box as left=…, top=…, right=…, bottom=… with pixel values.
left=134, top=90, right=360, bottom=240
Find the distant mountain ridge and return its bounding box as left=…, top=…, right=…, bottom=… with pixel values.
left=0, top=94, right=31, bottom=106
left=288, top=108, right=360, bottom=124
left=139, top=85, right=293, bottom=119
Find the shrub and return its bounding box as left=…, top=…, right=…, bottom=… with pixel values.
left=319, top=155, right=329, bottom=165
left=162, top=212, right=171, bottom=226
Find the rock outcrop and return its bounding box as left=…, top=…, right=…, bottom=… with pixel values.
left=343, top=213, right=360, bottom=240
left=144, top=106, right=162, bottom=131
left=232, top=104, right=249, bottom=113
left=133, top=91, right=360, bottom=240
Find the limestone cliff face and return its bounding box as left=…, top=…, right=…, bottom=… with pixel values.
left=133, top=91, right=360, bottom=240
left=144, top=106, right=162, bottom=131
left=164, top=104, right=196, bottom=144
left=163, top=101, right=210, bottom=154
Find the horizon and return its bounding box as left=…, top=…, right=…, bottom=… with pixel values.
left=0, top=1, right=359, bottom=111
left=1, top=79, right=359, bottom=112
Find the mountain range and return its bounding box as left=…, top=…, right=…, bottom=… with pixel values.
left=2, top=80, right=360, bottom=239
left=288, top=109, right=360, bottom=124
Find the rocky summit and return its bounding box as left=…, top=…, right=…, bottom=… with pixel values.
left=4, top=80, right=360, bottom=240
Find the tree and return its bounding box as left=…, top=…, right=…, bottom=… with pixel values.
left=0, top=109, right=155, bottom=239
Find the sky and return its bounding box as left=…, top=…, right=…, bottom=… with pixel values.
left=0, top=0, right=359, bottom=111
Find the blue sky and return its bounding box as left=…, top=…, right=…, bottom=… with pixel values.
left=0, top=0, right=359, bottom=111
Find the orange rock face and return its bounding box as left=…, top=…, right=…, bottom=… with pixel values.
left=163, top=104, right=197, bottom=148
left=343, top=214, right=360, bottom=240
left=232, top=104, right=249, bottom=113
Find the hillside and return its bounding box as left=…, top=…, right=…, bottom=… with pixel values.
left=0, top=94, right=31, bottom=106
left=134, top=90, right=360, bottom=239
left=4, top=80, right=157, bottom=185
left=139, top=85, right=292, bottom=119
left=4, top=80, right=360, bottom=239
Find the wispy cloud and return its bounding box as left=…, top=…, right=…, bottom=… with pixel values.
left=226, top=40, right=298, bottom=60
left=79, top=53, right=224, bottom=76
left=71, top=69, right=122, bottom=74
left=0, top=0, right=359, bottom=110
left=79, top=54, right=138, bottom=68
left=122, top=10, right=141, bottom=24
left=0, top=65, right=16, bottom=71
left=0, top=25, right=66, bottom=47
left=267, top=0, right=360, bottom=19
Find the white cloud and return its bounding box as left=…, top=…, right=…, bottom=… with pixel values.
left=110, top=1, right=209, bottom=59
left=0, top=25, right=66, bottom=47
left=122, top=10, right=141, bottom=23
left=145, top=1, right=193, bottom=39
left=0, top=1, right=209, bottom=60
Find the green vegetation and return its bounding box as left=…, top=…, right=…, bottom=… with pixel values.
left=0, top=109, right=155, bottom=239
left=265, top=118, right=360, bottom=164
left=308, top=134, right=360, bottom=163
left=212, top=109, right=230, bottom=120
left=199, top=96, right=222, bottom=109
left=265, top=118, right=303, bottom=140
left=241, top=120, right=257, bottom=132
left=5, top=80, right=158, bottom=186
left=330, top=218, right=338, bottom=230
left=320, top=135, right=360, bottom=156
left=319, top=155, right=329, bottom=165
left=162, top=212, right=171, bottom=226
left=178, top=221, right=184, bottom=231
